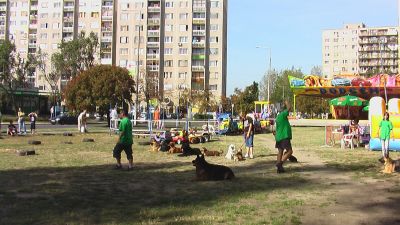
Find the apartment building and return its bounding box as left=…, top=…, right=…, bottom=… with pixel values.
left=322, top=23, right=399, bottom=78
left=2, top=0, right=227, bottom=106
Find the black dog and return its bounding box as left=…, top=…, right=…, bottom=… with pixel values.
left=178, top=141, right=201, bottom=157
left=192, top=154, right=235, bottom=181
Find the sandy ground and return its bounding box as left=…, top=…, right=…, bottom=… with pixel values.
left=259, top=135, right=400, bottom=225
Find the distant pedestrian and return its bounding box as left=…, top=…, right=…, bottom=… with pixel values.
left=110, top=107, right=118, bottom=129
left=78, top=110, right=87, bottom=133
left=28, top=111, right=38, bottom=135
left=377, top=112, right=393, bottom=159
left=274, top=101, right=294, bottom=173
left=17, top=108, right=26, bottom=135
left=153, top=107, right=160, bottom=129
left=113, top=109, right=133, bottom=170
left=7, top=121, right=17, bottom=136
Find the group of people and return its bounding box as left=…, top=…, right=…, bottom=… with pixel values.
left=4, top=108, right=38, bottom=136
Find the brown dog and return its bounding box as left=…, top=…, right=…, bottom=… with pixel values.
left=202, top=147, right=223, bottom=156
left=149, top=139, right=160, bottom=152
left=382, top=157, right=399, bottom=174
left=168, top=142, right=182, bottom=154
left=234, top=148, right=245, bottom=161
left=192, top=154, right=235, bottom=181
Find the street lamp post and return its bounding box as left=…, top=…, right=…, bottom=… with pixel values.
left=256, top=46, right=272, bottom=102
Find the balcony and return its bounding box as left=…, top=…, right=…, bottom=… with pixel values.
left=0, top=6, right=6, bottom=11
left=192, top=42, right=205, bottom=48
left=0, top=16, right=6, bottom=21
left=63, top=16, right=73, bottom=22
left=148, top=7, right=160, bottom=13
left=63, top=36, right=73, bottom=42
left=193, top=7, right=206, bottom=13
left=192, top=54, right=205, bottom=60
left=64, top=5, right=74, bottom=11
left=29, top=23, right=38, bottom=29
left=193, top=18, right=205, bottom=25
left=102, top=14, right=113, bottom=20
left=147, top=30, right=159, bottom=37
left=101, top=27, right=112, bottom=32
left=101, top=36, right=112, bottom=42
left=28, top=43, right=36, bottom=48
left=28, top=33, right=37, bottom=38
left=193, top=30, right=205, bottom=36
left=147, top=65, right=159, bottom=71
left=30, top=15, right=38, bottom=20
left=0, top=34, right=5, bottom=40
left=63, top=27, right=74, bottom=32
left=147, top=42, right=159, bottom=48
left=192, top=66, right=204, bottom=72
left=146, top=54, right=159, bottom=59
left=148, top=18, right=160, bottom=25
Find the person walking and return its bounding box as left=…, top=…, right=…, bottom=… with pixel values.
left=377, top=112, right=393, bottom=160
left=274, top=101, right=294, bottom=173
left=17, top=108, right=26, bottom=135
left=78, top=110, right=87, bottom=133
left=113, top=109, right=133, bottom=170
left=243, top=113, right=255, bottom=159
left=28, top=111, right=38, bottom=135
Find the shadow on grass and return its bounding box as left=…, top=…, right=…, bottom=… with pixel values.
left=1, top=160, right=313, bottom=225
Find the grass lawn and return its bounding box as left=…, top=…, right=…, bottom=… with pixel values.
left=0, top=127, right=399, bottom=225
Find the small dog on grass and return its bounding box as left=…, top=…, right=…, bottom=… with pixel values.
left=202, top=147, right=223, bottom=156
left=382, top=157, right=400, bottom=174
left=234, top=147, right=245, bottom=161
left=225, top=144, right=236, bottom=160
left=192, top=154, right=235, bottom=181
left=149, top=139, right=160, bottom=152
left=168, top=142, right=182, bottom=154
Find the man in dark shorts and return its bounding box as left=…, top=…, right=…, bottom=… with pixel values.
left=113, top=109, right=133, bottom=170
left=273, top=101, right=294, bottom=173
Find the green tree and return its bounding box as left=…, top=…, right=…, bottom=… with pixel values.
left=51, top=31, right=99, bottom=82
left=230, top=82, right=259, bottom=115
left=270, top=68, right=303, bottom=105
left=310, top=65, right=322, bottom=76
left=64, top=65, right=135, bottom=115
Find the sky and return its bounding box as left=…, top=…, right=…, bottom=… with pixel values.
left=227, top=0, right=399, bottom=95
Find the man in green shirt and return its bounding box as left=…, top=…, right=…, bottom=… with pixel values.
left=113, top=109, right=133, bottom=170
left=273, top=101, right=294, bottom=173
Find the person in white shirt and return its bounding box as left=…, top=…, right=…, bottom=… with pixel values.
left=78, top=110, right=87, bottom=133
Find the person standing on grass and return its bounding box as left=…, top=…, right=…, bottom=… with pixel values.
left=113, top=109, right=133, bottom=170
left=243, top=113, right=255, bottom=159
left=78, top=110, right=87, bottom=133
left=273, top=101, right=294, bottom=173
left=377, top=112, right=393, bottom=159
left=28, top=111, right=38, bottom=135
left=17, top=107, right=26, bottom=135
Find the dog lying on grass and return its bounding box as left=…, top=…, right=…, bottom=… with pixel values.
left=192, top=154, right=235, bottom=181
left=382, top=157, right=400, bottom=174
left=149, top=139, right=160, bottom=152
left=201, top=147, right=223, bottom=156
left=168, top=142, right=182, bottom=154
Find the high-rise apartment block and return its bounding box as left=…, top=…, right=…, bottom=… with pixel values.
left=2, top=0, right=227, bottom=105
left=322, top=23, right=399, bottom=78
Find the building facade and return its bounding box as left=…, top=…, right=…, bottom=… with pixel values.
left=2, top=0, right=227, bottom=106
left=322, top=23, right=399, bottom=78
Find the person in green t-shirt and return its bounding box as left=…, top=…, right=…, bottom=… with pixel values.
left=377, top=112, right=394, bottom=159
left=273, top=101, right=294, bottom=173
left=113, top=109, right=133, bottom=170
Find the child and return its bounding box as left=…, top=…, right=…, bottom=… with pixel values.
left=377, top=112, right=393, bottom=159
left=7, top=121, right=17, bottom=136
left=28, top=111, right=38, bottom=135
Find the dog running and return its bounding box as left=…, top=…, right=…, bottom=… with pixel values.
left=192, top=154, right=235, bottom=181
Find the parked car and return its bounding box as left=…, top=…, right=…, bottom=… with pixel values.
left=50, top=112, right=78, bottom=125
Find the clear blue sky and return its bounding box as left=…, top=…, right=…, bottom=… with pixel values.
left=227, top=0, right=398, bottom=95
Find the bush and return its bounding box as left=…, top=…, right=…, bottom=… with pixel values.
left=193, top=114, right=213, bottom=120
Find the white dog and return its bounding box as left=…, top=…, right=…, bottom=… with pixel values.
left=225, top=144, right=236, bottom=160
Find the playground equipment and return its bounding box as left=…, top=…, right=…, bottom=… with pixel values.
left=254, top=101, right=271, bottom=130
left=369, top=96, right=400, bottom=151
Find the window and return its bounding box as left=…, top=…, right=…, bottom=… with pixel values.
left=53, top=13, right=61, bottom=18
left=210, top=36, right=218, bottom=43
left=209, top=60, right=218, bottom=67
left=178, top=60, right=188, bottom=67
left=179, top=1, right=188, bottom=7
left=179, top=24, right=188, bottom=32
left=179, top=48, right=188, bottom=55
left=179, top=13, right=188, bottom=19
left=165, top=60, right=173, bottom=67
left=163, top=72, right=172, bottom=79
left=21, top=11, right=28, bottom=17
left=209, top=84, right=218, bottom=90
left=91, top=12, right=99, bottom=18
left=210, top=13, right=219, bottom=19
left=40, top=13, right=48, bottom=18
left=325, top=38, right=329, bottom=42
left=164, top=36, right=173, bottom=43
left=179, top=36, right=188, bottom=43
left=213, top=72, right=219, bottom=79
left=165, top=1, right=173, bottom=7
left=41, top=2, right=48, bottom=8
left=210, top=24, right=219, bottom=31
left=39, top=44, right=47, bottom=49
left=120, top=13, right=129, bottom=20
left=120, top=48, right=128, bottom=55
left=165, top=25, right=173, bottom=32
left=210, top=48, right=218, bottom=55
left=178, top=72, right=187, bottom=79
left=52, top=23, right=60, bottom=29
left=52, top=33, right=60, bottom=39
left=164, top=48, right=173, bottom=55
left=119, top=60, right=127, bottom=67
left=40, top=33, right=47, bottom=39
left=120, top=25, right=129, bottom=31
left=165, top=13, right=173, bottom=19
left=20, top=21, right=28, bottom=25
left=210, top=1, right=219, bottom=8
left=54, top=2, right=61, bottom=7
left=120, top=36, right=129, bottom=43
left=121, top=3, right=130, bottom=10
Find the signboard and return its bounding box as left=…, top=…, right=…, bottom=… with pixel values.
left=292, top=86, right=400, bottom=98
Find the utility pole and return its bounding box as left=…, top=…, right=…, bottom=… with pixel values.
left=135, top=18, right=141, bottom=124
